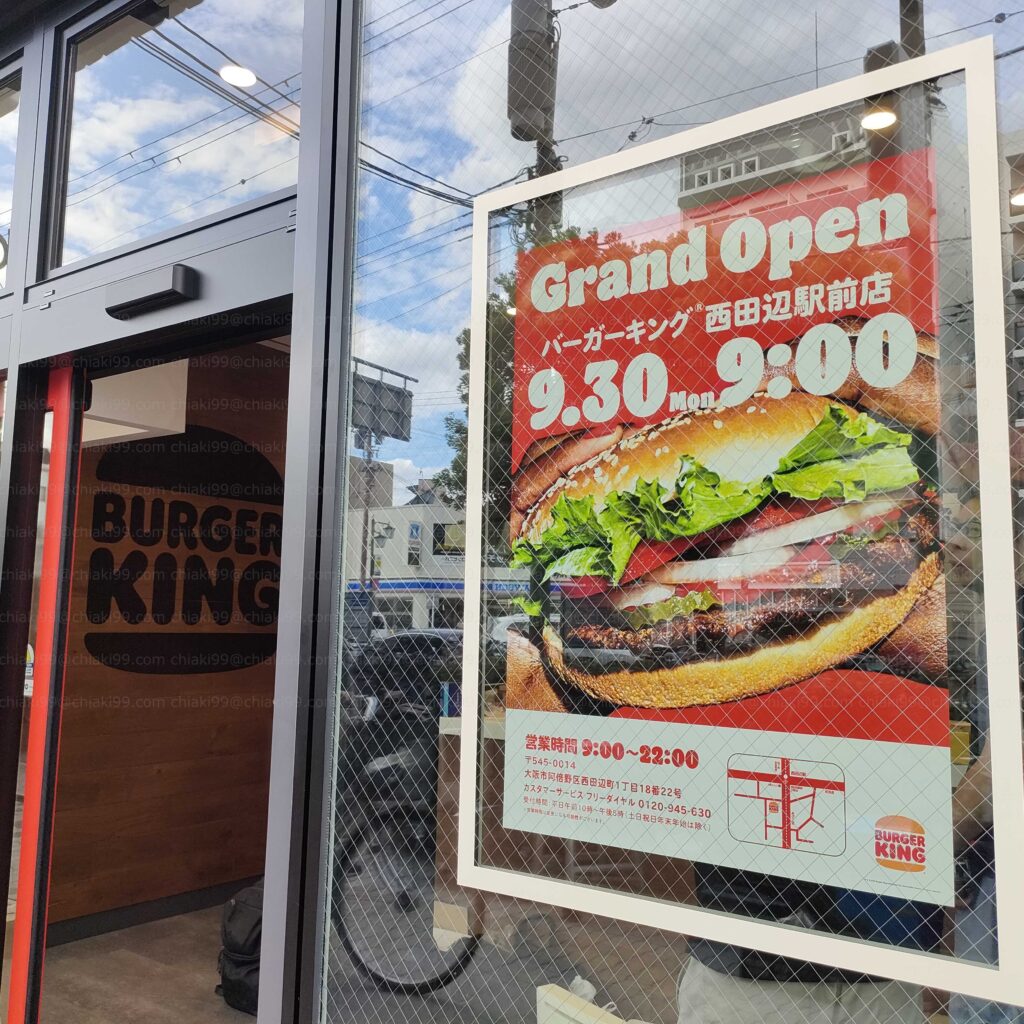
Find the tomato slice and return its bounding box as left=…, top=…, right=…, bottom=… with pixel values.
left=620, top=537, right=700, bottom=584
left=557, top=538, right=701, bottom=598
left=558, top=576, right=610, bottom=599
left=843, top=506, right=902, bottom=536
left=733, top=498, right=841, bottom=537
left=556, top=499, right=863, bottom=600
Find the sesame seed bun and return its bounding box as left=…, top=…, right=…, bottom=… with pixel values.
left=874, top=574, right=947, bottom=680
left=505, top=630, right=567, bottom=712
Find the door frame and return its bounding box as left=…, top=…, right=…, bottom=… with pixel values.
left=6, top=364, right=83, bottom=1024
left=257, top=1, right=361, bottom=1021
left=0, top=0, right=361, bottom=1020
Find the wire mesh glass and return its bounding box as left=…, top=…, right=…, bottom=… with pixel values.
left=324, top=4, right=1024, bottom=1023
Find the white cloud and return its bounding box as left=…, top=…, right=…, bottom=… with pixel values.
left=352, top=319, right=463, bottom=411
left=349, top=0, right=1024, bottom=480
left=387, top=457, right=447, bottom=504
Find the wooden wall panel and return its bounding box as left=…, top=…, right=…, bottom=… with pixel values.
left=47, top=345, right=289, bottom=924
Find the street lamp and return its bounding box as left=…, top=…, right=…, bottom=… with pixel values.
left=370, top=519, right=396, bottom=579
left=366, top=519, right=396, bottom=629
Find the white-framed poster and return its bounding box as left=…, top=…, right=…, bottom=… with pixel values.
left=460, top=37, right=1024, bottom=1002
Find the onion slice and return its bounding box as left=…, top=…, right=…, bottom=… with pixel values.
left=647, top=545, right=797, bottom=585
left=723, top=498, right=905, bottom=557
left=609, top=581, right=676, bottom=611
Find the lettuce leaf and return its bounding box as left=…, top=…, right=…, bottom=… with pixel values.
left=826, top=517, right=902, bottom=559
left=510, top=403, right=919, bottom=584
left=623, top=588, right=720, bottom=629
left=511, top=595, right=544, bottom=617
left=776, top=404, right=911, bottom=472
left=542, top=545, right=608, bottom=581
left=603, top=467, right=770, bottom=543
left=773, top=446, right=919, bottom=501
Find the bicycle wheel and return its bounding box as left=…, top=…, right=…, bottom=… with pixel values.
left=333, top=813, right=480, bottom=994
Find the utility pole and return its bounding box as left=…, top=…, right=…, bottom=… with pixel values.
left=899, top=0, right=925, bottom=59
left=507, top=0, right=617, bottom=241
left=863, top=0, right=929, bottom=161
left=508, top=0, right=561, bottom=240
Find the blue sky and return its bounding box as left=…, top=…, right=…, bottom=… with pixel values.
left=351, top=0, right=1024, bottom=501
left=8, top=0, right=1024, bottom=499
left=59, top=0, right=303, bottom=265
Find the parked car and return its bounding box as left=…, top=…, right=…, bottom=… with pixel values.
left=345, top=627, right=508, bottom=708
left=347, top=629, right=464, bottom=701
left=487, top=613, right=530, bottom=645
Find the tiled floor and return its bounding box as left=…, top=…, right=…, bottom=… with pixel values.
left=39, top=907, right=245, bottom=1024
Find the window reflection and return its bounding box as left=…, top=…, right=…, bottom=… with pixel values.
left=56, top=0, right=302, bottom=268
left=329, top=0, right=1024, bottom=1021
left=0, top=72, right=21, bottom=290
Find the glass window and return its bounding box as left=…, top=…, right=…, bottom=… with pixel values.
left=54, top=0, right=302, bottom=268
left=0, top=71, right=21, bottom=291
left=325, top=2, right=1024, bottom=1022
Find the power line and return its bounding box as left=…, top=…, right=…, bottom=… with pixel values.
left=357, top=211, right=471, bottom=263
left=356, top=215, right=472, bottom=270
left=363, top=0, right=456, bottom=45
left=359, top=160, right=474, bottom=207
left=66, top=86, right=302, bottom=202
left=65, top=83, right=300, bottom=207
left=354, top=160, right=527, bottom=249
left=356, top=253, right=473, bottom=306
left=132, top=38, right=298, bottom=139
left=170, top=16, right=300, bottom=113
left=148, top=29, right=299, bottom=132
left=563, top=11, right=1024, bottom=148
left=353, top=239, right=513, bottom=332
left=66, top=73, right=301, bottom=187
left=354, top=175, right=522, bottom=273
left=75, top=154, right=298, bottom=258
left=364, top=0, right=480, bottom=56
left=364, top=0, right=429, bottom=29
left=356, top=232, right=472, bottom=281
left=360, top=141, right=472, bottom=195
left=363, top=36, right=508, bottom=111
left=353, top=280, right=468, bottom=332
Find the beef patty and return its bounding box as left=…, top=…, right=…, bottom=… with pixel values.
left=561, top=506, right=938, bottom=667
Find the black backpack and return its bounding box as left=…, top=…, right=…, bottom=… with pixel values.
left=216, top=878, right=263, bottom=1015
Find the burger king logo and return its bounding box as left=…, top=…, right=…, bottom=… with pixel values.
left=82, top=425, right=283, bottom=675
left=874, top=815, right=927, bottom=872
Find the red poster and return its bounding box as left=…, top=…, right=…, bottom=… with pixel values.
left=511, top=149, right=936, bottom=472
left=500, top=147, right=952, bottom=903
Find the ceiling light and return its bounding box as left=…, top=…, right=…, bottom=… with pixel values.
left=861, top=103, right=897, bottom=132
left=1011, top=188, right=1024, bottom=209
left=506, top=305, right=517, bottom=316
left=219, top=64, right=257, bottom=88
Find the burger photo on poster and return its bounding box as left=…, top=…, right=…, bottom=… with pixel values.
left=505, top=344, right=945, bottom=713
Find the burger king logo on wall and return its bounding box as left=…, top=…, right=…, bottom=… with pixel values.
left=874, top=815, right=927, bottom=872
left=82, top=425, right=283, bottom=675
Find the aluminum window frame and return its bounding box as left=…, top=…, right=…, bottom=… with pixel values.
left=0, top=3, right=346, bottom=1021
left=460, top=37, right=1024, bottom=1004
left=36, top=0, right=303, bottom=281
